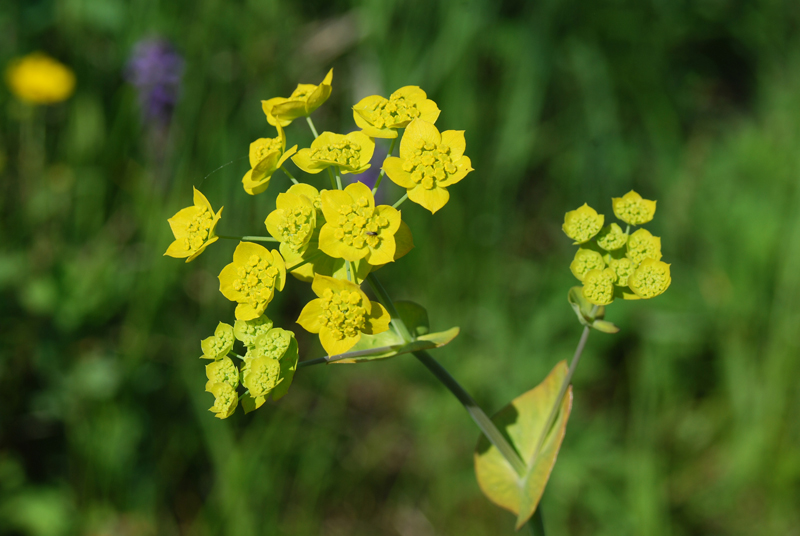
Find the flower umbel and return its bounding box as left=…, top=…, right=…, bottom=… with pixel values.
left=292, top=131, right=375, bottom=175
left=265, top=185, right=318, bottom=252
left=562, top=204, right=604, bottom=244
left=318, top=182, right=401, bottom=265
left=5, top=52, right=75, bottom=105
left=207, top=382, right=238, bottom=419
left=200, top=322, right=235, bottom=360
left=628, top=258, right=671, bottom=299
left=262, top=69, right=333, bottom=127
left=612, top=190, right=656, bottom=226
left=242, top=124, right=298, bottom=195
left=383, top=119, right=473, bottom=213
left=297, top=275, right=391, bottom=356
left=582, top=268, right=617, bottom=306
left=205, top=357, right=239, bottom=390
left=218, top=242, right=286, bottom=321
left=353, top=86, right=440, bottom=139
left=570, top=248, right=606, bottom=282
left=164, top=187, right=223, bottom=262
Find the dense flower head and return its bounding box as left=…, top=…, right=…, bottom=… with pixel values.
left=242, top=356, right=282, bottom=398
left=262, top=69, right=333, bottom=127
left=164, top=188, right=223, bottom=262
left=562, top=204, right=604, bottom=244
left=242, top=124, right=298, bottom=195
left=265, top=187, right=317, bottom=251
left=126, top=39, right=184, bottom=125
left=570, top=248, right=605, bottom=281
left=595, top=223, right=628, bottom=251
left=292, top=131, right=375, bottom=175
left=353, top=86, right=440, bottom=139
left=5, top=52, right=75, bottom=105
left=318, top=182, right=401, bottom=265
left=247, top=328, right=292, bottom=361
left=233, top=315, right=273, bottom=348
left=218, top=242, right=286, bottom=321
left=200, top=322, right=234, bottom=360
left=297, top=275, right=391, bottom=356
left=612, top=191, right=656, bottom=226
left=628, top=258, right=671, bottom=299
left=207, top=382, right=238, bottom=419
left=605, top=252, right=636, bottom=287
left=582, top=268, right=617, bottom=306
left=205, top=357, right=239, bottom=391
left=626, top=228, right=662, bottom=265
left=383, top=119, right=473, bottom=214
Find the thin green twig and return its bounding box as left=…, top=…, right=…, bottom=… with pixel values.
left=217, top=235, right=279, bottom=243
left=392, top=193, right=408, bottom=209
left=305, top=116, right=319, bottom=138
left=372, top=136, right=398, bottom=194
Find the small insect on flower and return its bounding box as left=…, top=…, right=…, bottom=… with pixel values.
left=366, top=231, right=378, bottom=236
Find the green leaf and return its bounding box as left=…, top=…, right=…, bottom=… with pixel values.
left=474, top=361, right=573, bottom=529
left=567, top=286, right=619, bottom=334
left=270, top=336, right=298, bottom=401
left=332, top=300, right=457, bottom=363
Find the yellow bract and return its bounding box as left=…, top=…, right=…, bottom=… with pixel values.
left=164, top=187, right=223, bottom=262
left=5, top=52, right=75, bottom=105
left=582, top=268, right=616, bottom=306
left=218, top=242, right=286, bottom=321
left=318, top=182, right=401, bottom=265
left=383, top=119, right=473, bottom=213
left=200, top=322, right=234, bottom=360
left=612, top=190, right=656, bottom=226
left=206, top=382, right=238, bottom=419
left=628, top=259, right=671, bottom=299
left=353, top=86, right=441, bottom=139
left=562, top=204, right=604, bottom=244
left=262, top=69, right=333, bottom=127
left=242, top=124, right=298, bottom=195
left=296, top=275, right=391, bottom=356
left=292, top=131, right=375, bottom=175
left=265, top=185, right=318, bottom=252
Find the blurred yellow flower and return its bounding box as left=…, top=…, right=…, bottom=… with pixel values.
left=353, top=86, right=440, bottom=139
left=5, top=52, right=75, bottom=105
left=218, top=242, right=286, bottom=321
left=242, top=124, right=298, bottom=195
left=570, top=248, right=605, bottom=281
left=296, top=275, right=391, bottom=356
left=292, top=131, right=375, bottom=175
left=383, top=119, right=473, bottom=213
left=262, top=69, right=333, bottom=127
left=164, top=187, right=223, bottom=262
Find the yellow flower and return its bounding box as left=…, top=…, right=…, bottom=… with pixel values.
left=595, top=223, right=628, bottom=251
left=383, top=119, right=473, bottom=214
left=612, top=191, right=656, bottom=226
left=240, top=327, right=299, bottom=410
left=562, top=204, right=604, bottom=244
left=206, top=382, right=238, bottom=419
left=200, top=322, right=235, bottom=360
left=164, top=187, right=223, bottom=262
left=233, top=315, right=274, bottom=348
left=604, top=251, right=636, bottom=287
left=218, top=242, right=286, bottom=321
left=628, top=258, right=671, bottom=299
left=205, top=357, right=239, bottom=391
left=5, top=52, right=75, bottom=105
left=626, top=228, right=662, bottom=265
left=570, top=248, right=605, bottom=281
left=297, top=275, right=391, bottom=356
left=582, top=268, right=617, bottom=306
left=352, top=86, right=441, bottom=139
left=242, top=124, right=298, bottom=195
left=318, top=182, right=401, bottom=265
left=292, top=131, right=375, bottom=175
left=265, top=185, right=318, bottom=254
left=261, top=69, right=333, bottom=127
left=242, top=356, right=282, bottom=398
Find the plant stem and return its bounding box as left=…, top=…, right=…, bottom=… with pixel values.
left=228, top=352, right=246, bottom=361
left=372, top=136, right=398, bottom=195
left=327, top=168, right=338, bottom=190
left=217, top=235, right=279, bottom=243
left=297, top=343, right=406, bottom=368
left=529, top=324, right=591, bottom=467
left=345, top=259, right=352, bottom=282
left=393, top=193, right=408, bottom=209
left=305, top=116, right=319, bottom=138
left=281, top=166, right=300, bottom=185
left=366, top=273, right=526, bottom=477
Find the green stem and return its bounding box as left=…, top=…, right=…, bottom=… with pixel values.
left=527, top=508, right=546, bottom=535
left=238, top=389, right=251, bottom=402
left=228, top=352, right=246, bottom=361
left=345, top=259, right=352, bottom=282
left=366, top=273, right=527, bottom=477
left=529, top=323, right=591, bottom=467
left=327, top=167, right=338, bottom=190
left=348, top=260, right=357, bottom=283
left=392, top=193, right=408, bottom=209
left=281, top=166, right=300, bottom=185
left=297, top=343, right=406, bottom=368
left=217, top=235, right=279, bottom=243
left=372, top=136, right=398, bottom=195
left=335, top=170, right=343, bottom=190
left=305, top=116, right=319, bottom=139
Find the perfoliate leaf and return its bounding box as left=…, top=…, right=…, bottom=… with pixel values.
left=474, top=361, right=572, bottom=529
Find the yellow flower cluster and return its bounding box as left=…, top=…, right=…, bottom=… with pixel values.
left=563, top=191, right=671, bottom=306
left=5, top=52, right=75, bottom=105
left=165, top=68, right=474, bottom=416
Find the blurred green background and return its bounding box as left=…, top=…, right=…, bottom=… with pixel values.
left=2, top=0, right=800, bottom=534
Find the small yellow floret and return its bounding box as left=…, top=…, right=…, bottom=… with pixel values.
left=605, top=253, right=636, bottom=287
left=6, top=52, right=75, bottom=105
left=582, top=268, right=616, bottom=306
left=205, top=357, right=239, bottom=391
left=200, top=322, right=235, bottom=360
left=595, top=223, right=628, bottom=251
left=626, top=228, right=662, bottom=265
left=612, top=191, right=656, bottom=226
left=218, top=242, right=286, bottom=321
left=261, top=69, right=333, bottom=127
left=353, top=86, right=441, bottom=138
left=570, top=248, right=605, bottom=281
left=242, top=356, right=282, bottom=397
left=563, top=204, right=604, bottom=244
left=164, top=188, right=223, bottom=263
left=207, top=382, right=238, bottom=419
left=628, top=259, right=671, bottom=299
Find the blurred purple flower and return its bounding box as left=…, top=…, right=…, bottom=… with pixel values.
left=126, top=39, right=184, bottom=125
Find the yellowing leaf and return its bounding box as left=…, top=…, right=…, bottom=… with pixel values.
left=474, top=361, right=572, bottom=529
